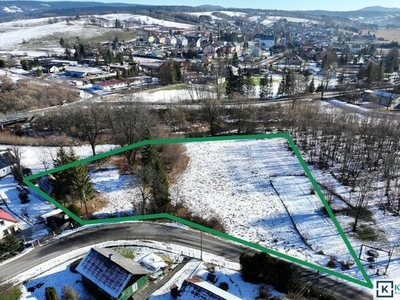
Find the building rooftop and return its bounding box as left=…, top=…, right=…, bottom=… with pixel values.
left=0, top=208, right=18, bottom=223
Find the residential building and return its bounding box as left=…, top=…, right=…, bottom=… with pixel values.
left=76, top=247, right=149, bottom=300
left=0, top=208, right=18, bottom=239
left=165, top=35, right=177, bottom=46
left=176, top=36, right=188, bottom=47
left=253, top=34, right=275, bottom=49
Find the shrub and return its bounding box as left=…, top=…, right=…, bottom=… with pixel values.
left=219, top=282, right=229, bottom=291
left=69, top=258, right=82, bottom=273
left=19, top=191, right=30, bottom=204
left=61, top=285, right=79, bottom=300
left=326, top=255, right=337, bottom=268
left=240, top=251, right=300, bottom=293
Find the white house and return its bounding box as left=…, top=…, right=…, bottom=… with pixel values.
left=253, top=34, right=275, bottom=49
left=0, top=208, right=18, bottom=239
left=165, top=35, right=177, bottom=46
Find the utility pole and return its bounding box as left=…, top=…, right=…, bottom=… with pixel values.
left=200, top=230, right=203, bottom=261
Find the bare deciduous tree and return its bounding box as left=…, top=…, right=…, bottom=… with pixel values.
left=201, top=97, right=226, bottom=136
left=105, top=100, right=155, bottom=166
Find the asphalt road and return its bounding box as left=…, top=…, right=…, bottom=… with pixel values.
left=0, top=222, right=373, bottom=300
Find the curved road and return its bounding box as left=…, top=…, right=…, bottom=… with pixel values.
left=1, top=222, right=372, bottom=300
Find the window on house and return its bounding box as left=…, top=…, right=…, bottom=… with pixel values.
left=3, top=229, right=9, bottom=236
left=0, top=220, right=5, bottom=226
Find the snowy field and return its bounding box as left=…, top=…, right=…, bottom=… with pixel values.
left=0, top=19, right=107, bottom=51
left=171, top=140, right=353, bottom=266
left=0, top=14, right=194, bottom=52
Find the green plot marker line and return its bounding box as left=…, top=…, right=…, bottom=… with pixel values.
left=23, top=133, right=373, bottom=289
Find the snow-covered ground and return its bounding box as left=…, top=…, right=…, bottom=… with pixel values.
left=187, top=11, right=246, bottom=19
left=260, top=15, right=320, bottom=25
left=0, top=19, right=106, bottom=51
left=171, top=140, right=349, bottom=263
left=100, top=13, right=195, bottom=29
left=0, top=14, right=193, bottom=52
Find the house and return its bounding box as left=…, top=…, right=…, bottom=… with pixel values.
left=203, top=43, right=223, bottom=55
left=64, top=67, right=102, bottom=78
left=165, top=35, right=177, bottom=46
left=147, top=35, right=156, bottom=43
left=178, top=277, right=241, bottom=300
left=76, top=247, right=149, bottom=300
left=253, top=34, right=275, bottom=49
left=156, top=35, right=166, bottom=44
left=176, top=36, right=188, bottom=47
left=0, top=208, right=19, bottom=239
left=0, top=150, right=16, bottom=178
left=94, top=79, right=129, bottom=92
left=186, top=36, right=202, bottom=48
left=363, top=90, right=400, bottom=108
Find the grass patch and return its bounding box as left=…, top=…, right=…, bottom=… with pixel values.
left=355, top=224, right=379, bottom=242
left=0, top=283, right=22, bottom=300
left=113, top=247, right=135, bottom=259
left=252, top=75, right=280, bottom=86
left=158, top=253, right=173, bottom=264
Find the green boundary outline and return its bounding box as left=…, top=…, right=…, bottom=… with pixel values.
left=23, top=132, right=373, bottom=289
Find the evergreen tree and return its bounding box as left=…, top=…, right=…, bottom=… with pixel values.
left=140, top=130, right=170, bottom=214
left=71, top=164, right=95, bottom=218
left=379, top=60, right=385, bottom=81
left=115, top=19, right=122, bottom=28
left=59, top=37, right=65, bottom=47
left=150, top=152, right=170, bottom=213
left=309, top=77, right=315, bottom=93
left=284, top=71, right=294, bottom=95
left=243, top=72, right=255, bottom=98
left=0, top=234, right=20, bottom=253
left=45, top=287, right=59, bottom=300
left=259, top=75, right=267, bottom=100
left=52, top=147, right=76, bottom=203
left=277, top=76, right=285, bottom=95
left=225, top=68, right=237, bottom=97
left=231, top=52, right=239, bottom=68
left=52, top=147, right=94, bottom=210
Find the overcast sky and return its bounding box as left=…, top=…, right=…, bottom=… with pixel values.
left=73, top=0, right=400, bottom=11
